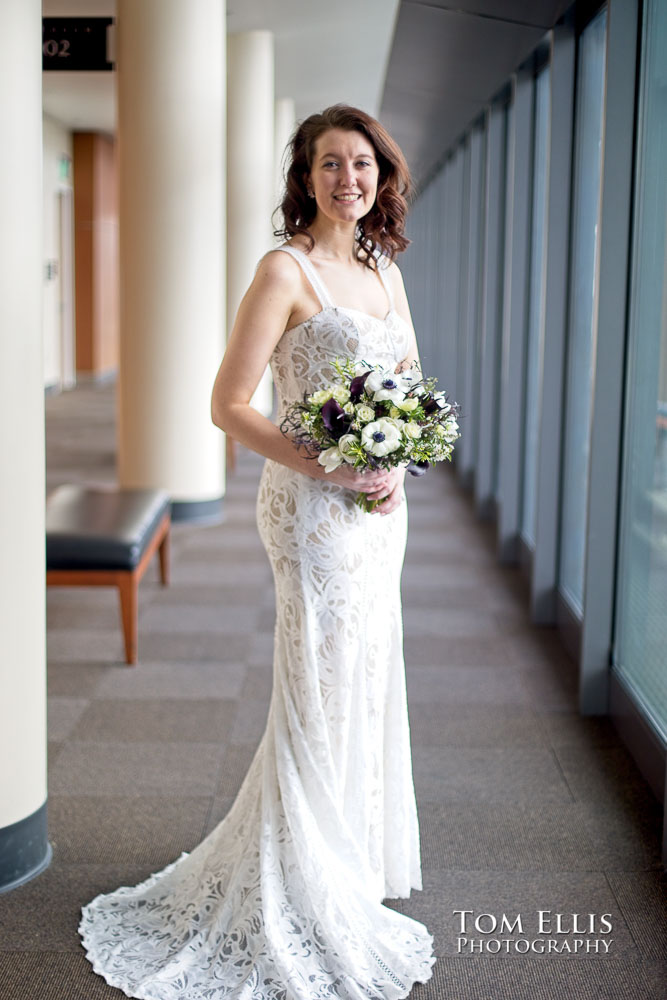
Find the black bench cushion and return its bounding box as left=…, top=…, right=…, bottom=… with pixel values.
left=46, top=486, right=171, bottom=570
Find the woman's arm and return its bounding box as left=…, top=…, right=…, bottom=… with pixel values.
left=387, top=260, right=421, bottom=372
left=211, top=251, right=390, bottom=494
left=364, top=259, right=422, bottom=515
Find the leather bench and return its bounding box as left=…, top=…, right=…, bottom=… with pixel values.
left=46, top=486, right=171, bottom=665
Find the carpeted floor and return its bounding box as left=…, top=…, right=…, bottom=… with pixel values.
left=0, top=380, right=665, bottom=999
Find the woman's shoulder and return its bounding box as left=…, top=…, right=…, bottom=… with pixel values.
left=372, top=245, right=402, bottom=274
left=255, top=245, right=304, bottom=285
left=376, top=253, right=405, bottom=297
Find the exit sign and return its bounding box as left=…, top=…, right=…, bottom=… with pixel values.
left=42, top=18, right=114, bottom=71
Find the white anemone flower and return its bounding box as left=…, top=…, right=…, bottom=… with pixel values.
left=361, top=418, right=402, bottom=457
left=365, top=369, right=414, bottom=404
left=317, top=446, right=344, bottom=473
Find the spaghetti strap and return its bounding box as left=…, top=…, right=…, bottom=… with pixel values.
left=376, top=255, right=395, bottom=312
left=274, top=245, right=334, bottom=310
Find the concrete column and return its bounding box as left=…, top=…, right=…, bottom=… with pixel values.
left=0, top=0, right=50, bottom=892
left=117, top=0, right=226, bottom=521
left=274, top=96, right=296, bottom=204
left=227, top=31, right=275, bottom=417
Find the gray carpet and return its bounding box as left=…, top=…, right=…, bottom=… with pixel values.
left=0, top=380, right=664, bottom=999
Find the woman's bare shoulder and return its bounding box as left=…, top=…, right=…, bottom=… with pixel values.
left=381, top=256, right=406, bottom=291
left=255, top=246, right=303, bottom=282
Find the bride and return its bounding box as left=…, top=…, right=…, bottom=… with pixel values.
left=79, top=104, right=436, bottom=1000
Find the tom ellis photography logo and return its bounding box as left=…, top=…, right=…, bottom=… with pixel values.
left=453, top=910, right=614, bottom=955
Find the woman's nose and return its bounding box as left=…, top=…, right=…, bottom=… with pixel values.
left=341, top=163, right=356, bottom=185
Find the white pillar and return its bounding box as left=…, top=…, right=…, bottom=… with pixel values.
left=117, top=0, right=226, bottom=521
left=0, top=0, right=50, bottom=891
left=227, top=31, right=275, bottom=417
left=275, top=96, right=296, bottom=205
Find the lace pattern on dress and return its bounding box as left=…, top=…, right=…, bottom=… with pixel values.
left=79, top=244, right=435, bottom=1000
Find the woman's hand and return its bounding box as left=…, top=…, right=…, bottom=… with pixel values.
left=325, top=464, right=405, bottom=515
left=324, top=463, right=390, bottom=494
left=365, top=466, right=406, bottom=515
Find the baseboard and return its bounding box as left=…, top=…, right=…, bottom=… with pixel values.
left=0, top=801, right=51, bottom=894
left=556, top=590, right=582, bottom=665
left=609, top=669, right=666, bottom=805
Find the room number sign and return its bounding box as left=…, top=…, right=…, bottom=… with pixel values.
left=42, top=18, right=114, bottom=72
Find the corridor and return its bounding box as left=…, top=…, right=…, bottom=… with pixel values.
left=0, top=380, right=664, bottom=998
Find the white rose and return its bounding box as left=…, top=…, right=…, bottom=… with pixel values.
left=332, top=385, right=351, bottom=404
left=308, top=389, right=332, bottom=406
left=404, top=421, right=422, bottom=440
left=337, top=433, right=359, bottom=463
left=397, top=397, right=419, bottom=412
left=343, top=402, right=355, bottom=415
left=356, top=404, right=375, bottom=423
left=361, top=418, right=402, bottom=457
left=317, top=446, right=343, bottom=473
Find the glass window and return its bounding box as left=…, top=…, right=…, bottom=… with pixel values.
left=521, top=64, right=550, bottom=547
left=495, top=100, right=513, bottom=503
left=489, top=105, right=508, bottom=501
left=558, top=7, right=608, bottom=615
left=614, top=0, right=667, bottom=739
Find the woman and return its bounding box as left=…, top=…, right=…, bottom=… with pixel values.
left=79, top=104, right=435, bottom=1000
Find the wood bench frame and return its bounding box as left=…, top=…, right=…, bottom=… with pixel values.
left=46, top=509, right=171, bottom=665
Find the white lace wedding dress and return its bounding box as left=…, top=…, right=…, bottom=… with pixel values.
left=79, top=244, right=436, bottom=999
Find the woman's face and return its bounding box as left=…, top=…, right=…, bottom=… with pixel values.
left=307, top=128, right=380, bottom=226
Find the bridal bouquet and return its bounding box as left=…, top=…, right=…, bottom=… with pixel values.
left=280, top=358, right=461, bottom=512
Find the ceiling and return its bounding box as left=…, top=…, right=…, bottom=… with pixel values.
left=42, top=0, right=400, bottom=134
left=42, top=0, right=575, bottom=188
left=380, top=0, right=573, bottom=188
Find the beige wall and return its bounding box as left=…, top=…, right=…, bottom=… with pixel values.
left=73, top=132, right=119, bottom=377
left=42, top=115, right=73, bottom=388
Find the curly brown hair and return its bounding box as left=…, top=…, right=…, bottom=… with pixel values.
left=273, top=104, right=412, bottom=269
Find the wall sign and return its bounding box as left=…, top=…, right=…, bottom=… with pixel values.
left=42, top=18, right=114, bottom=72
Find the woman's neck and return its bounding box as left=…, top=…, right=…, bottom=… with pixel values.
left=306, top=216, right=358, bottom=263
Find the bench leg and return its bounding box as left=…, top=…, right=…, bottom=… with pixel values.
left=118, top=572, right=138, bottom=665
left=158, top=529, right=170, bottom=586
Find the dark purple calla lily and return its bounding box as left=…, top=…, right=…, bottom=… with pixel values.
left=349, top=371, right=370, bottom=401
left=321, top=398, right=348, bottom=439
left=407, top=460, right=430, bottom=477
left=421, top=395, right=440, bottom=415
